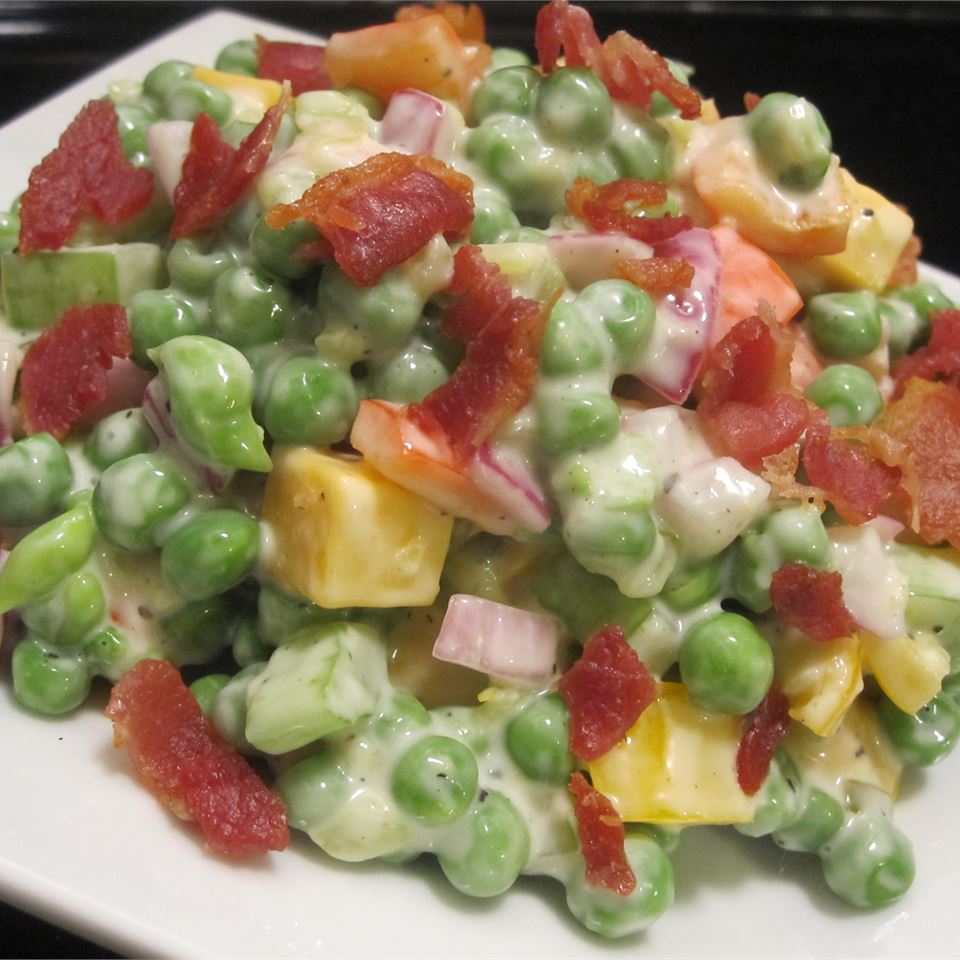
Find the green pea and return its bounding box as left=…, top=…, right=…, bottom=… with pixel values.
left=469, top=187, right=521, bottom=244
left=163, top=78, right=233, bottom=126
left=143, top=60, right=195, bottom=101
left=490, top=47, right=531, bottom=71
left=537, top=391, right=621, bottom=456
left=573, top=149, right=620, bottom=187
left=471, top=65, right=541, bottom=122
left=565, top=833, right=674, bottom=937
left=577, top=279, right=655, bottom=370
left=365, top=340, right=448, bottom=404
left=535, top=66, right=612, bottom=147
left=150, top=335, right=271, bottom=472
left=232, top=616, right=272, bottom=668
left=820, top=810, right=915, bottom=908
left=210, top=661, right=267, bottom=752
left=438, top=790, right=530, bottom=897
left=166, top=238, right=238, bottom=294
left=391, top=735, right=479, bottom=824
left=263, top=355, right=358, bottom=446
left=339, top=87, right=384, bottom=120
left=540, top=300, right=605, bottom=377
left=565, top=508, right=658, bottom=564
left=190, top=673, right=231, bottom=715
left=804, top=364, right=883, bottom=427
left=368, top=691, right=431, bottom=743
left=736, top=751, right=802, bottom=838
left=159, top=595, right=236, bottom=665
left=0, top=494, right=96, bottom=614
left=21, top=570, right=105, bottom=650
left=806, top=291, right=881, bottom=359
left=879, top=297, right=924, bottom=361
left=160, top=508, right=260, bottom=601
left=256, top=583, right=341, bottom=646
left=679, top=611, right=773, bottom=715
left=211, top=264, right=293, bottom=347
left=774, top=786, right=844, bottom=853
left=0, top=433, right=73, bottom=526
left=250, top=216, right=319, bottom=280
left=82, top=626, right=130, bottom=676
left=887, top=280, right=955, bottom=323
left=876, top=692, right=960, bottom=767
left=661, top=556, right=722, bottom=612
left=129, top=288, right=205, bottom=366
left=276, top=750, right=353, bottom=837
left=12, top=638, right=92, bottom=715
left=607, top=115, right=671, bottom=181
left=0, top=209, right=21, bottom=255
left=746, top=92, right=833, bottom=191
left=215, top=38, right=258, bottom=76
left=84, top=408, right=156, bottom=470
left=93, top=452, right=192, bottom=552
left=505, top=692, right=573, bottom=783
left=114, top=100, right=159, bottom=158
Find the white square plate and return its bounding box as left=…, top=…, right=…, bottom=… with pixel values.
left=2, top=9, right=959, bottom=959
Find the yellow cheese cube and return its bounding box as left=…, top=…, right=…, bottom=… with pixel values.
left=775, top=630, right=863, bottom=737
left=589, top=682, right=757, bottom=825
left=859, top=630, right=949, bottom=715
left=261, top=446, right=453, bottom=608
left=796, top=171, right=914, bottom=292
left=191, top=66, right=283, bottom=123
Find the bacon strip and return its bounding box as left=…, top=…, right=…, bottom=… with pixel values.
left=615, top=256, right=695, bottom=292
left=558, top=624, right=656, bottom=761
left=172, top=86, right=291, bottom=238
left=20, top=304, right=131, bottom=440
left=769, top=562, right=858, bottom=642
left=256, top=38, right=330, bottom=94
left=569, top=772, right=636, bottom=896
left=410, top=245, right=547, bottom=458
left=891, top=308, right=960, bottom=395
left=105, top=660, right=289, bottom=858
left=736, top=687, right=791, bottom=796
left=265, top=152, right=473, bottom=287
left=18, top=100, right=155, bottom=254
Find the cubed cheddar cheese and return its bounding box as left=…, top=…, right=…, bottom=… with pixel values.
left=260, top=446, right=453, bottom=608
left=589, top=681, right=757, bottom=825
left=859, top=630, right=950, bottom=715
left=191, top=66, right=283, bottom=123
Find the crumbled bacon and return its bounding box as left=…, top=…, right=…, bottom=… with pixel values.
left=18, top=100, right=155, bottom=254
left=569, top=772, right=636, bottom=896
left=256, top=38, right=330, bottom=94
left=615, top=256, right=695, bottom=292
left=20, top=304, right=131, bottom=440
left=697, top=315, right=813, bottom=469
left=769, top=562, right=858, bottom=642
left=875, top=377, right=960, bottom=547
left=558, top=624, right=656, bottom=761
left=535, top=0, right=701, bottom=119
left=886, top=233, right=921, bottom=289
left=172, top=86, right=290, bottom=238
left=395, top=1, right=485, bottom=41
left=410, top=245, right=548, bottom=458
left=801, top=422, right=901, bottom=525
left=105, top=660, right=289, bottom=858
left=264, top=152, right=473, bottom=287
left=736, top=687, right=791, bottom=796
left=891, top=309, right=960, bottom=395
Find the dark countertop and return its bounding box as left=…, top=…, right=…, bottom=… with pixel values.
left=1, top=3, right=958, bottom=958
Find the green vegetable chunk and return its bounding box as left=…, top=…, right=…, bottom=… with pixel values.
left=189, top=673, right=231, bottom=716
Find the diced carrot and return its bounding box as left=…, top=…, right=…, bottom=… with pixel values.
left=325, top=15, right=490, bottom=111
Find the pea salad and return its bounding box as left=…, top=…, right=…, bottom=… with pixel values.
left=1, top=0, right=959, bottom=945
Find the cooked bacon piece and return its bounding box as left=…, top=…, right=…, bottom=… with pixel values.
left=172, top=87, right=290, bottom=238
left=615, top=256, right=695, bottom=292
left=20, top=304, right=131, bottom=440
left=886, top=232, right=921, bottom=289
left=410, top=245, right=547, bottom=458
left=801, top=422, right=901, bottom=525
left=743, top=91, right=762, bottom=112
left=697, top=315, right=812, bottom=469
left=105, top=660, right=289, bottom=858
left=875, top=377, right=960, bottom=547
left=736, top=687, right=791, bottom=796
left=569, top=772, right=636, bottom=896
left=18, top=100, right=155, bottom=254
left=395, top=2, right=486, bottom=42
left=566, top=177, right=693, bottom=245
left=264, top=152, right=473, bottom=287
left=769, top=562, right=858, bottom=642
left=535, top=0, right=701, bottom=119
left=558, top=624, right=656, bottom=762
left=892, top=309, right=960, bottom=395
left=256, top=38, right=330, bottom=94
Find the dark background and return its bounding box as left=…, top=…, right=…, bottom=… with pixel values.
left=1, top=1, right=958, bottom=957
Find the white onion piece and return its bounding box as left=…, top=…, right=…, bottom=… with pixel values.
left=146, top=120, right=193, bottom=202
left=433, top=594, right=562, bottom=685
left=545, top=231, right=653, bottom=290
left=466, top=441, right=551, bottom=534
left=629, top=226, right=720, bottom=404
left=0, top=340, right=24, bottom=447
left=379, top=88, right=462, bottom=161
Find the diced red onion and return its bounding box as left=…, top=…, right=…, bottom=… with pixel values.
left=0, top=340, right=23, bottom=447
left=433, top=594, right=562, bottom=685
left=466, top=441, right=551, bottom=534
left=379, top=88, right=461, bottom=160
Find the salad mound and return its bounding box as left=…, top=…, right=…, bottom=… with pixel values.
left=2, top=0, right=959, bottom=939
